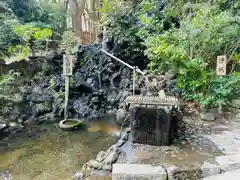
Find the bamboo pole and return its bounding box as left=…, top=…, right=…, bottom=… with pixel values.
left=100, top=48, right=155, bottom=93
left=64, top=75, right=70, bottom=120
left=63, top=54, right=73, bottom=120
left=133, top=66, right=136, bottom=95
left=100, top=49, right=145, bottom=75
left=45, top=39, right=49, bottom=55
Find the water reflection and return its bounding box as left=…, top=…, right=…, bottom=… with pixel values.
left=0, top=118, right=119, bottom=180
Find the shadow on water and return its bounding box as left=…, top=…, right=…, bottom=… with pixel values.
left=0, top=116, right=120, bottom=180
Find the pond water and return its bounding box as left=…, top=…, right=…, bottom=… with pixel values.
left=0, top=116, right=119, bottom=180
left=0, top=115, right=224, bottom=180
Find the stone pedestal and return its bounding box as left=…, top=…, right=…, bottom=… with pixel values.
left=112, top=164, right=167, bottom=180
left=129, top=106, right=175, bottom=146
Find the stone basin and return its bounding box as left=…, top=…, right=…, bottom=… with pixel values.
left=58, top=119, right=84, bottom=130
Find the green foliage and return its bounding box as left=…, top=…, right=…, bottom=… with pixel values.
left=13, top=23, right=52, bottom=40
left=39, top=0, right=67, bottom=36
left=7, top=0, right=43, bottom=22
left=100, top=0, right=132, bottom=25
left=201, top=74, right=240, bottom=106
left=59, top=30, right=78, bottom=53
left=49, top=77, right=55, bottom=89
left=0, top=0, right=18, bottom=56
left=0, top=70, right=21, bottom=99
left=0, top=70, right=20, bottom=86
left=0, top=21, right=17, bottom=56
left=0, top=0, right=67, bottom=57
left=8, top=22, right=53, bottom=58
left=11, top=0, right=236, bottom=108
left=99, top=0, right=147, bottom=69
left=137, top=0, right=240, bottom=107
left=1, top=0, right=239, bottom=110
left=142, top=4, right=240, bottom=69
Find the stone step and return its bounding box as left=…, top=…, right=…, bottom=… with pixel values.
left=215, top=154, right=240, bottom=171
left=86, top=176, right=111, bottom=180
left=112, top=164, right=167, bottom=180
left=203, top=168, right=240, bottom=180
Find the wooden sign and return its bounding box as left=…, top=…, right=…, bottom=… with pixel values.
left=216, top=55, right=227, bottom=76
left=63, top=54, right=73, bottom=76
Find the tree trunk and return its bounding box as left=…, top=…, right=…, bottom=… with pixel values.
left=69, top=0, right=87, bottom=37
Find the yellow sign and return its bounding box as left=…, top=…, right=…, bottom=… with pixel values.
left=216, top=55, right=227, bottom=76
left=63, top=54, right=73, bottom=76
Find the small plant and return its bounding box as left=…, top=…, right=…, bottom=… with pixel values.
left=59, top=30, right=78, bottom=53
left=201, top=74, right=240, bottom=107
left=0, top=70, right=20, bottom=86
left=0, top=70, right=21, bottom=102
left=49, top=77, right=55, bottom=89
left=100, top=0, right=132, bottom=25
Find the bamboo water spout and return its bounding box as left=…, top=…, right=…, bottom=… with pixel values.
left=100, top=49, right=154, bottom=95
left=97, top=70, right=102, bottom=90
left=100, top=49, right=145, bottom=75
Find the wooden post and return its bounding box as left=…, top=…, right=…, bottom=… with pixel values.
left=133, top=66, right=136, bottom=95
left=63, top=54, right=73, bottom=120
left=216, top=55, right=227, bottom=114
left=45, top=39, right=49, bottom=55
left=190, top=47, right=193, bottom=59
left=64, top=76, right=70, bottom=120
left=102, top=27, right=107, bottom=50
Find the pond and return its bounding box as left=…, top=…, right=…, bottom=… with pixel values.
left=0, top=116, right=119, bottom=180
left=0, top=115, right=223, bottom=180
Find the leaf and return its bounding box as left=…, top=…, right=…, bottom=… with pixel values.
left=233, top=53, right=240, bottom=64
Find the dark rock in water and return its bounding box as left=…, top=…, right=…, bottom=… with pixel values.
left=0, top=172, right=12, bottom=180
left=72, top=172, right=84, bottom=180
left=0, top=123, right=7, bottom=131
left=24, top=116, right=37, bottom=125
left=163, top=164, right=203, bottom=180
left=116, top=108, right=128, bottom=125
left=0, top=122, right=24, bottom=136
left=91, top=170, right=111, bottom=177
left=73, top=99, right=91, bottom=118
left=9, top=122, right=23, bottom=130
